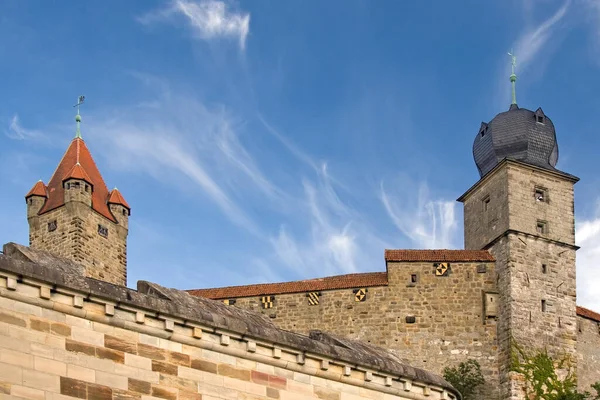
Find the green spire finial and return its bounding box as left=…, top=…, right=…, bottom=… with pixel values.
left=73, top=95, right=85, bottom=138
left=508, top=50, right=517, bottom=105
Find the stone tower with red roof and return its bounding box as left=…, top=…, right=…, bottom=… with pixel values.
left=24, top=110, right=130, bottom=286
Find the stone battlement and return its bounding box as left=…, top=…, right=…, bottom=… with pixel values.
left=0, top=242, right=461, bottom=399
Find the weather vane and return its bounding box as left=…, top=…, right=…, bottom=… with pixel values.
left=507, top=50, right=516, bottom=74
left=507, top=50, right=517, bottom=106
left=74, top=95, right=85, bottom=114
left=73, top=95, right=85, bottom=139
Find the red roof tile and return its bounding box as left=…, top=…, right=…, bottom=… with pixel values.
left=188, top=272, right=389, bottom=300
left=63, top=162, right=93, bottom=184
left=577, top=306, right=600, bottom=322
left=385, top=249, right=494, bottom=262
left=107, top=188, right=130, bottom=210
left=37, top=138, right=116, bottom=222
left=25, top=181, right=47, bottom=198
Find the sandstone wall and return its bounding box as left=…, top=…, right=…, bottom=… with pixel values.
left=28, top=200, right=127, bottom=286
left=577, top=315, right=600, bottom=392
left=226, top=261, right=499, bottom=400
left=0, top=253, right=459, bottom=400
left=505, top=164, right=576, bottom=245
left=462, top=163, right=509, bottom=251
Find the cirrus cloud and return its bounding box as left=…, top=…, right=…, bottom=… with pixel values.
left=138, top=0, right=250, bottom=50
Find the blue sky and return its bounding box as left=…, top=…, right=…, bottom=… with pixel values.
left=1, top=0, right=599, bottom=310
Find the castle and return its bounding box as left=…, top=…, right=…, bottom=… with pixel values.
left=0, top=80, right=598, bottom=400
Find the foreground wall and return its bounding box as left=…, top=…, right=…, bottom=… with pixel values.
left=0, top=244, right=460, bottom=400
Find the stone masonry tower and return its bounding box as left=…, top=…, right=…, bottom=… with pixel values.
left=458, top=66, right=578, bottom=399
left=25, top=99, right=130, bottom=286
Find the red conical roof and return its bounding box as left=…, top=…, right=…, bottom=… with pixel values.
left=107, top=188, right=130, bottom=210
left=63, top=162, right=93, bottom=184
left=25, top=180, right=47, bottom=198
left=39, top=137, right=117, bottom=222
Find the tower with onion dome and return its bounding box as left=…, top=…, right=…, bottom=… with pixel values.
left=25, top=97, right=130, bottom=286
left=458, top=55, right=579, bottom=399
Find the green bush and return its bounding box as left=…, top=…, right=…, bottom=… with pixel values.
left=442, top=359, right=485, bottom=400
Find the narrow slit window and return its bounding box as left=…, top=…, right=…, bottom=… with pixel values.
left=542, top=264, right=547, bottom=274
left=483, top=196, right=490, bottom=212
left=411, top=274, right=417, bottom=283
left=541, top=300, right=547, bottom=312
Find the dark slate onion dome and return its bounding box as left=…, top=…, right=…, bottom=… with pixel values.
left=473, top=104, right=559, bottom=177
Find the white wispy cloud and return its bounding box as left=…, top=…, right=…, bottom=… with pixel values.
left=497, top=1, right=570, bottom=106
left=585, top=0, right=600, bottom=58
left=269, top=164, right=387, bottom=278
left=5, top=114, right=47, bottom=141
left=576, top=208, right=600, bottom=311
left=138, top=0, right=250, bottom=50
left=380, top=176, right=458, bottom=249
left=83, top=83, right=266, bottom=235
left=513, top=1, right=570, bottom=71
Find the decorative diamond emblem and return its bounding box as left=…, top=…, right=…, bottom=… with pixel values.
left=353, top=288, right=367, bottom=302
left=434, top=262, right=450, bottom=276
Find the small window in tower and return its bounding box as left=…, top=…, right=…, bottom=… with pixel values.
left=71, top=182, right=80, bottom=189
left=85, top=184, right=89, bottom=192
left=536, top=220, right=548, bottom=235
left=542, top=264, right=548, bottom=274
left=122, top=209, right=127, bottom=216
left=482, top=196, right=490, bottom=212
left=480, top=128, right=486, bottom=137
left=48, top=220, right=57, bottom=232
left=534, top=187, right=547, bottom=202
left=98, top=224, right=108, bottom=238
left=28, top=198, right=32, bottom=205
left=541, top=299, right=547, bottom=312
left=536, top=115, right=545, bottom=124
left=411, top=274, right=418, bottom=283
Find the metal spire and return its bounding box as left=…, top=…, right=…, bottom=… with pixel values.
left=507, top=51, right=517, bottom=106
left=73, top=95, right=85, bottom=138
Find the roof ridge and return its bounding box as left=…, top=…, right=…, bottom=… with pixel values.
left=188, top=271, right=389, bottom=300
left=384, top=249, right=494, bottom=262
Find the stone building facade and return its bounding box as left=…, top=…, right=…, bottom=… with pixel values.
left=13, top=97, right=600, bottom=400
left=25, top=130, right=130, bottom=286
left=190, top=253, right=500, bottom=399
left=189, top=104, right=600, bottom=399
left=0, top=243, right=460, bottom=400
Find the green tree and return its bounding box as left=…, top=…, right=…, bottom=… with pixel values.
left=442, top=359, right=485, bottom=400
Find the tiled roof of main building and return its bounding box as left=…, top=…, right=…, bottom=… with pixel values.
left=577, top=306, right=600, bottom=322
left=384, top=249, right=495, bottom=262
left=187, top=272, right=389, bottom=299
left=188, top=249, right=495, bottom=299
